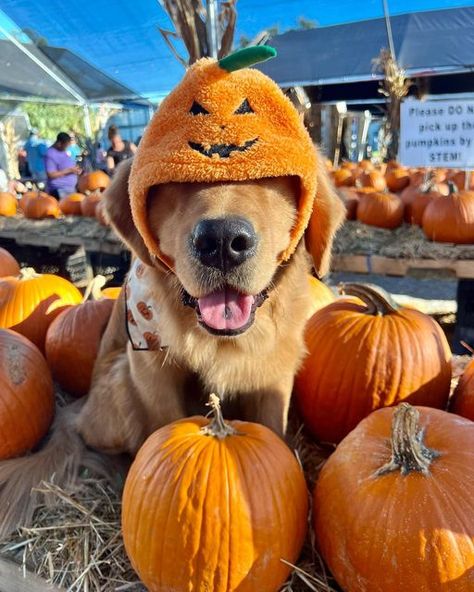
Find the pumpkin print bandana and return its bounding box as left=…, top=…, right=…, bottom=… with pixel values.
left=125, top=259, right=168, bottom=351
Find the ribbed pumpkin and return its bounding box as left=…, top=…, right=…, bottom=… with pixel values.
left=385, top=167, right=410, bottom=192
left=122, top=394, right=308, bottom=592
left=77, top=171, right=110, bottom=194
left=295, top=283, right=452, bottom=443
left=24, top=194, right=60, bottom=219
left=45, top=277, right=114, bottom=397
left=422, top=184, right=474, bottom=243
left=0, top=248, right=20, bottom=277
left=0, top=268, right=82, bottom=351
left=80, top=191, right=101, bottom=217
left=409, top=176, right=444, bottom=225
left=314, top=403, right=474, bottom=592
left=450, top=358, right=474, bottom=421
left=0, top=192, right=17, bottom=217
left=0, top=329, right=54, bottom=459
left=359, top=170, right=387, bottom=192
left=307, top=275, right=335, bottom=315
left=357, top=191, right=404, bottom=229
left=59, top=193, right=85, bottom=216
left=333, top=168, right=355, bottom=187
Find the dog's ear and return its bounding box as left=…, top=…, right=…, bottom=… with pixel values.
left=305, top=153, right=345, bottom=278
left=103, top=159, right=153, bottom=265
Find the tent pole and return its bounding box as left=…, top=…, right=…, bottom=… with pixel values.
left=382, top=0, right=396, bottom=59
left=83, top=105, right=93, bottom=139
left=0, top=23, right=85, bottom=104
left=206, top=0, right=219, bottom=58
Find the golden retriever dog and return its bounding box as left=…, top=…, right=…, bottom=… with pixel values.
left=77, top=158, right=344, bottom=454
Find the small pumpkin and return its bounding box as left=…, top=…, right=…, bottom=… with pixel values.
left=24, top=194, right=60, bottom=219
left=422, top=183, right=474, bottom=243
left=80, top=191, right=102, bottom=217
left=59, top=193, right=85, bottom=216
left=385, top=167, right=410, bottom=192
left=0, top=268, right=82, bottom=351
left=0, top=192, right=17, bottom=217
left=0, top=329, right=54, bottom=459
left=333, top=168, right=355, bottom=187
left=122, top=394, right=308, bottom=592
left=359, top=170, right=387, bottom=191
left=0, top=248, right=20, bottom=278
left=314, top=403, right=474, bottom=592
left=307, top=275, right=334, bottom=315
left=450, top=358, right=474, bottom=421
left=19, top=190, right=50, bottom=212
left=356, top=191, right=404, bottom=229
left=45, top=276, right=114, bottom=397
left=295, top=283, right=452, bottom=443
left=77, top=170, right=110, bottom=194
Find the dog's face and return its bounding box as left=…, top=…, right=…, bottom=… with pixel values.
left=146, top=177, right=299, bottom=336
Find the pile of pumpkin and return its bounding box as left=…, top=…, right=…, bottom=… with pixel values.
left=331, top=159, right=474, bottom=244
left=0, top=171, right=110, bottom=226
left=0, top=245, right=472, bottom=592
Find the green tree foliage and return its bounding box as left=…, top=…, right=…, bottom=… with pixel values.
left=21, top=103, right=88, bottom=140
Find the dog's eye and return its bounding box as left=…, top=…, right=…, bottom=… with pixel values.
left=189, top=101, right=210, bottom=115
left=234, top=99, right=254, bottom=114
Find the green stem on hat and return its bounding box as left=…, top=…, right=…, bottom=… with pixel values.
left=219, top=46, right=277, bottom=72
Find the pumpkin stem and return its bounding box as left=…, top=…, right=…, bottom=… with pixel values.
left=447, top=181, right=458, bottom=195
left=338, top=283, right=398, bottom=315
left=420, top=170, right=436, bottom=193
left=374, top=403, right=440, bottom=477
left=82, top=275, right=107, bottom=302
left=19, top=267, right=40, bottom=280
left=201, top=393, right=237, bottom=439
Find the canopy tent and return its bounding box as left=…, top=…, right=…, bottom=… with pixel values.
left=258, top=6, right=474, bottom=103
left=0, top=37, right=148, bottom=105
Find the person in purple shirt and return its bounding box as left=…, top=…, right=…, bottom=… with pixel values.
left=45, top=132, right=81, bottom=199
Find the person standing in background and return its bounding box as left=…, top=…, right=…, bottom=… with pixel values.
left=24, top=129, right=48, bottom=181
left=106, top=125, right=136, bottom=174
left=45, top=132, right=81, bottom=199
left=66, top=132, right=82, bottom=161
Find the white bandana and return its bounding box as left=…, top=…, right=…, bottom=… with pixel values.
left=125, top=258, right=168, bottom=351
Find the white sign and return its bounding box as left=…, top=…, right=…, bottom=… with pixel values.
left=399, top=100, right=474, bottom=168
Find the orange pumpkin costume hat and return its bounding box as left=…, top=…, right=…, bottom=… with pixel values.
left=129, top=46, right=319, bottom=269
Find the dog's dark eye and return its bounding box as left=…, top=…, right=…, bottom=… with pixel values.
left=234, top=99, right=253, bottom=114
left=189, top=101, right=210, bottom=115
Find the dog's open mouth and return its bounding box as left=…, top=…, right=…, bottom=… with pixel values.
left=183, top=286, right=267, bottom=336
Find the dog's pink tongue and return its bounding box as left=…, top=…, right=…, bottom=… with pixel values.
left=198, top=288, right=254, bottom=331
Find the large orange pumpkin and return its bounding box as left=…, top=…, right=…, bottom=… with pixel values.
left=422, top=184, right=474, bottom=243
left=45, top=276, right=114, bottom=397
left=59, top=193, right=85, bottom=216
left=122, top=394, right=308, bottom=592
left=356, top=191, right=404, bottom=229
left=0, top=329, right=54, bottom=459
left=77, top=171, right=110, bottom=194
left=314, top=403, right=474, bottom=592
left=0, top=192, right=17, bottom=217
left=0, top=268, right=82, bottom=351
left=295, top=283, right=452, bottom=443
left=24, top=194, right=60, bottom=219
left=359, top=170, right=387, bottom=191
left=0, top=248, right=20, bottom=277
left=80, top=191, right=102, bottom=217
left=450, top=359, right=474, bottom=421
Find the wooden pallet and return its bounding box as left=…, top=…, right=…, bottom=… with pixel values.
left=332, top=254, right=474, bottom=279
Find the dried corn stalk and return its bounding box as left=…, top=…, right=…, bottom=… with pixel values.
left=373, top=49, right=412, bottom=161
left=158, top=0, right=237, bottom=65
left=0, top=118, right=20, bottom=179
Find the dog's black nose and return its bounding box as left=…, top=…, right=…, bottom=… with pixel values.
left=191, top=217, right=258, bottom=270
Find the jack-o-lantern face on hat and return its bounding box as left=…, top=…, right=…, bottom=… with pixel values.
left=129, top=47, right=340, bottom=274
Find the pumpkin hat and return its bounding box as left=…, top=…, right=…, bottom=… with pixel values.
left=129, top=46, right=318, bottom=269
